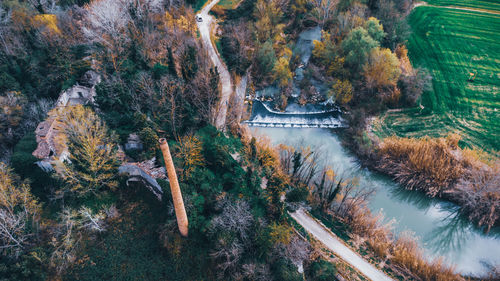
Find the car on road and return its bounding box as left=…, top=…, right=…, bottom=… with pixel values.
left=196, top=15, right=203, bottom=22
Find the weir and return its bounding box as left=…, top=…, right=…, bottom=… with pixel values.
left=244, top=100, right=347, bottom=129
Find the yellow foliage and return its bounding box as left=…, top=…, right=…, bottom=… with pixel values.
left=175, top=135, right=204, bottom=179
left=58, top=105, right=120, bottom=197
left=392, top=233, right=461, bottom=281
left=378, top=135, right=464, bottom=194
left=0, top=164, right=40, bottom=217
left=331, top=79, right=353, bottom=105
left=273, top=57, right=293, bottom=87
left=164, top=12, right=196, bottom=36
left=395, top=45, right=414, bottom=76
left=32, top=14, right=61, bottom=34
left=269, top=222, right=293, bottom=244
left=364, top=47, right=401, bottom=89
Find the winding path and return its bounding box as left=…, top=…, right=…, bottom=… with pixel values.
left=196, top=0, right=233, bottom=130
left=290, top=209, right=395, bottom=281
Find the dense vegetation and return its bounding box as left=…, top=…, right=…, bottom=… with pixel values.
left=1, top=0, right=499, bottom=279
left=0, top=0, right=338, bottom=280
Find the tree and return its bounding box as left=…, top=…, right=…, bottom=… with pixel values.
left=399, top=67, right=432, bottom=105
left=58, top=105, right=120, bottom=198
left=256, top=40, right=277, bottom=77
left=0, top=91, right=25, bottom=149
left=50, top=207, right=106, bottom=274
left=375, top=0, right=410, bottom=49
left=83, top=0, right=132, bottom=71
left=273, top=57, right=293, bottom=88
left=208, top=199, right=254, bottom=279
left=310, top=0, right=338, bottom=27
left=331, top=79, right=353, bottom=105
left=0, top=163, right=40, bottom=258
left=175, top=135, right=204, bottom=179
left=312, top=31, right=338, bottom=67
left=138, top=126, right=158, bottom=157
left=180, top=45, right=198, bottom=80
left=341, top=26, right=379, bottom=73
left=364, top=17, right=385, bottom=43
left=253, top=0, right=284, bottom=43
left=363, top=47, right=401, bottom=90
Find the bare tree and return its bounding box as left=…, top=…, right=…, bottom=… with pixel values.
left=209, top=199, right=254, bottom=243
left=240, top=263, right=272, bottom=281
left=455, top=164, right=500, bottom=233
left=310, top=0, right=339, bottom=27
left=274, top=234, right=310, bottom=271
left=83, top=0, right=133, bottom=71
left=50, top=207, right=107, bottom=273
left=210, top=238, right=244, bottom=278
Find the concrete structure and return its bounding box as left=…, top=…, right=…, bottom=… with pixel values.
left=159, top=138, right=188, bottom=237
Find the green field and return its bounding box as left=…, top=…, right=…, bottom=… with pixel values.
left=425, top=0, right=500, bottom=12
left=373, top=6, right=500, bottom=154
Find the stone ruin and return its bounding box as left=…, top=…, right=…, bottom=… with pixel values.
left=32, top=70, right=166, bottom=200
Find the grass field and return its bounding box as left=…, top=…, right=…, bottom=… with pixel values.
left=425, top=0, right=500, bottom=12
left=373, top=5, right=500, bottom=154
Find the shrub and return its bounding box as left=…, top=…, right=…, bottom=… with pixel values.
left=306, top=259, right=337, bottom=281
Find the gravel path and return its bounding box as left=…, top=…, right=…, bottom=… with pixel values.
left=290, top=209, right=395, bottom=281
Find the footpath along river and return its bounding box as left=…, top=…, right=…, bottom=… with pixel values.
left=251, top=127, right=500, bottom=276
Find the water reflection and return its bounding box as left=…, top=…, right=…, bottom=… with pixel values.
left=425, top=206, right=470, bottom=254
left=251, top=127, right=500, bottom=274
left=386, top=180, right=434, bottom=210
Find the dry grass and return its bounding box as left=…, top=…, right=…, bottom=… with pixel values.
left=392, top=233, right=459, bottom=281
left=377, top=134, right=466, bottom=196
left=338, top=202, right=463, bottom=281
left=377, top=134, right=500, bottom=231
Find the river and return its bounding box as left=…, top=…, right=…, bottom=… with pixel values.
left=246, top=24, right=500, bottom=275
left=251, top=127, right=500, bottom=276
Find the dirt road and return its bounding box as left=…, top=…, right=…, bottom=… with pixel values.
left=196, top=0, right=233, bottom=130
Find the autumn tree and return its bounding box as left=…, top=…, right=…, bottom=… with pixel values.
left=312, top=31, right=338, bottom=67
left=396, top=45, right=431, bottom=105
left=0, top=163, right=40, bottom=258
left=58, top=105, right=120, bottom=198
left=330, top=79, right=353, bottom=105
left=363, top=47, right=401, bottom=90
left=175, top=135, right=204, bottom=179
left=273, top=57, right=293, bottom=88
left=83, top=0, right=132, bottom=71
left=253, top=0, right=284, bottom=43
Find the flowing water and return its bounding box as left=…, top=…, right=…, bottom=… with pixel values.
left=251, top=127, right=500, bottom=276
left=246, top=26, right=500, bottom=275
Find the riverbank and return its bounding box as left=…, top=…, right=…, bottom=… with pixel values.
left=339, top=113, right=500, bottom=234
left=251, top=127, right=500, bottom=277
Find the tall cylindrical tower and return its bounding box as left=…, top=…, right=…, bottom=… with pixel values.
left=159, top=138, right=188, bottom=237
